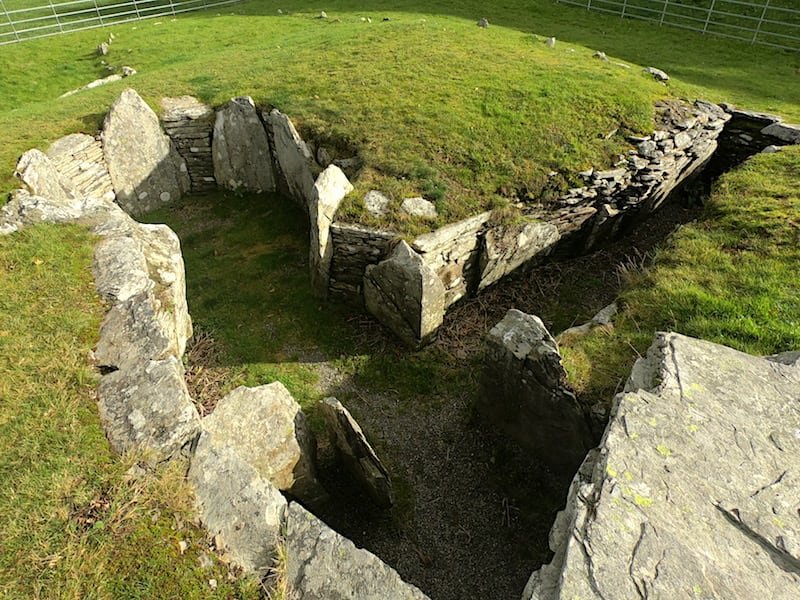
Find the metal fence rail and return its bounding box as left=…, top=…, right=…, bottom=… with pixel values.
left=557, top=0, right=800, bottom=51
left=0, top=0, right=244, bottom=45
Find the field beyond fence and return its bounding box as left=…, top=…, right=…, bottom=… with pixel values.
left=557, top=0, right=800, bottom=51
left=0, top=0, right=243, bottom=45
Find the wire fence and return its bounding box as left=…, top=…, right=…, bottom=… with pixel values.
left=0, top=0, right=244, bottom=45
left=557, top=0, right=800, bottom=51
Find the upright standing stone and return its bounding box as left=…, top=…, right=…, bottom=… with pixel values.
left=102, top=89, right=190, bottom=216
left=266, top=109, right=317, bottom=208
left=14, top=149, right=78, bottom=203
left=309, top=165, right=353, bottom=297
left=363, top=240, right=446, bottom=347
left=211, top=96, right=275, bottom=193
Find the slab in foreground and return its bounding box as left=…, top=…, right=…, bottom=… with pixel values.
left=525, top=332, right=800, bottom=599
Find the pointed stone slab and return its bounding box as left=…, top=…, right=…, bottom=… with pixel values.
left=266, top=108, right=317, bottom=208
left=320, top=397, right=394, bottom=508
left=309, top=165, right=353, bottom=297
left=14, top=149, right=78, bottom=203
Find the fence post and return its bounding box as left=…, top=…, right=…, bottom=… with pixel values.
left=170, top=0, right=176, bottom=17
left=132, top=0, right=142, bottom=20
left=752, top=0, right=771, bottom=44
left=621, top=0, right=628, bottom=19
left=0, top=0, right=21, bottom=42
left=587, top=0, right=593, bottom=11
left=703, top=0, right=716, bottom=33
left=659, top=0, right=670, bottom=26
left=47, top=0, right=64, bottom=33
left=92, top=0, right=104, bottom=26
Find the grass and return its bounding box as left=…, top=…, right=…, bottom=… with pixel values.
left=0, top=224, right=262, bottom=598
left=561, top=145, right=800, bottom=406
left=0, top=0, right=799, bottom=235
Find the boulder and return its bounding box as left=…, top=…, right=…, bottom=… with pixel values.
left=363, top=240, right=446, bottom=347
left=212, top=96, right=276, bottom=193
left=400, top=197, right=437, bottom=219
left=102, top=88, right=190, bottom=216
left=320, top=397, right=394, bottom=508
left=46, top=133, right=115, bottom=202
left=364, top=190, right=391, bottom=217
left=286, top=502, right=429, bottom=599
left=480, top=309, right=593, bottom=479
left=525, top=332, right=800, bottom=599
left=93, top=235, right=151, bottom=305
left=189, top=444, right=287, bottom=575
left=309, top=165, right=353, bottom=297
left=266, top=109, right=317, bottom=207
left=97, top=357, right=200, bottom=460
left=645, top=66, right=669, bottom=81
left=761, top=122, right=800, bottom=144
left=14, top=149, right=78, bottom=203
left=477, top=219, right=559, bottom=290
left=195, top=383, right=325, bottom=505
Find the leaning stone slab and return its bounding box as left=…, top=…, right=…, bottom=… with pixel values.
left=265, top=109, right=317, bottom=207
left=97, top=357, right=200, bottom=461
left=212, top=96, right=276, bottom=193
left=46, top=133, right=115, bottom=202
left=102, top=88, right=190, bottom=216
left=195, top=383, right=325, bottom=505
left=14, top=149, right=78, bottom=203
left=286, top=502, right=429, bottom=599
left=478, top=218, right=559, bottom=290
left=363, top=240, right=446, bottom=347
left=320, top=397, right=394, bottom=508
left=525, top=332, right=800, bottom=600
left=189, top=443, right=287, bottom=576
left=0, top=190, right=119, bottom=235
left=480, top=309, right=593, bottom=479
left=309, top=165, right=353, bottom=297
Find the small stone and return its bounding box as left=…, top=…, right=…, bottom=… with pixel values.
left=645, top=66, right=669, bottom=82
left=593, top=51, right=608, bottom=61
left=208, top=579, right=217, bottom=590
left=367, top=17, right=372, bottom=23
left=318, top=10, right=327, bottom=18
left=637, top=139, right=659, bottom=159
left=121, top=66, right=136, bottom=77
left=364, top=190, right=391, bottom=217
left=477, top=17, right=489, bottom=28
left=179, top=540, right=188, bottom=554
left=401, top=197, right=437, bottom=219
left=761, top=145, right=782, bottom=154
left=97, top=42, right=109, bottom=56
left=277, top=8, right=282, bottom=14
left=383, top=17, right=390, bottom=21
left=316, top=146, right=332, bottom=168
left=545, top=37, right=556, bottom=48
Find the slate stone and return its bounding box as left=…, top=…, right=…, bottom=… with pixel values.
left=478, top=219, right=559, bottom=290
left=309, top=165, right=353, bottom=297
left=266, top=109, right=317, bottom=207
left=364, top=190, right=391, bottom=217
left=46, top=133, right=115, bottom=202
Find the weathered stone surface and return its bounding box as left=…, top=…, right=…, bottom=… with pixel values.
left=162, top=96, right=216, bottom=193
left=320, top=397, right=394, bottom=508
left=0, top=190, right=119, bottom=236
left=478, top=219, right=559, bottom=290
left=212, top=96, right=275, bottom=193
left=97, top=357, right=200, bottom=460
left=286, top=502, right=429, bottom=599
left=645, top=66, right=669, bottom=81
left=197, top=383, right=324, bottom=504
left=761, top=122, right=800, bottom=144
left=401, top=196, right=437, bottom=219
left=93, top=235, right=151, bottom=304
left=329, top=223, right=396, bottom=299
left=266, top=109, right=317, bottom=207
left=102, top=88, right=190, bottom=215
left=363, top=241, right=446, bottom=347
left=364, top=190, right=391, bottom=217
left=557, top=302, right=617, bottom=340
left=480, top=309, right=593, bottom=479
left=189, top=443, right=287, bottom=575
left=309, top=165, right=353, bottom=297
left=14, top=149, right=78, bottom=203
left=46, top=134, right=115, bottom=202
left=525, top=332, right=800, bottom=599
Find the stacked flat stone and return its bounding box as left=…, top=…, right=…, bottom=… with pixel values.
left=329, top=223, right=395, bottom=299
left=45, top=133, right=115, bottom=202
left=161, top=96, right=216, bottom=193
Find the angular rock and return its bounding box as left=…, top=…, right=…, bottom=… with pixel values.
left=266, top=109, right=317, bottom=207
left=400, top=197, right=437, bottom=219
left=477, top=17, right=489, bottom=28
left=189, top=443, right=287, bottom=575
left=525, top=332, right=800, bottom=600
left=212, top=96, right=276, bottom=193
left=545, top=36, right=556, bottom=48
left=0, top=190, right=121, bottom=236
left=309, top=165, right=353, bottom=297
left=364, top=190, right=391, bottom=217
left=363, top=240, right=446, bottom=347
left=14, top=149, right=78, bottom=203
left=97, top=357, right=200, bottom=460
left=761, top=122, right=800, bottom=144
left=480, top=309, right=593, bottom=479
left=478, top=219, right=559, bottom=290
left=102, top=88, right=190, bottom=215
left=557, top=302, right=617, bottom=340
left=320, top=397, right=394, bottom=508
left=196, top=383, right=324, bottom=504
left=316, top=146, right=333, bottom=168
left=46, top=133, right=115, bottom=202
left=645, top=66, right=669, bottom=81
left=286, top=502, right=429, bottom=599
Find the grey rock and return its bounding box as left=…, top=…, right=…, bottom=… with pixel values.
left=197, top=382, right=325, bottom=504
left=309, top=165, right=353, bottom=297
left=92, top=235, right=151, bottom=304
left=762, top=144, right=783, bottom=154
left=212, top=96, right=275, bottom=193
left=477, top=17, right=489, bottom=28
left=320, top=397, right=394, bottom=508
left=673, top=130, right=693, bottom=150
left=14, top=149, right=78, bottom=203
left=478, top=219, right=559, bottom=290
left=189, top=442, right=287, bottom=575
left=545, top=36, right=556, bottom=48
left=97, top=42, right=109, bottom=56
left=400, top=196, right=437, bottom=219
left=266, top=109, right=317, bottom=207
left=364, top=240, right=446, bottom=347
left=645, top=66, right=669, bottom=81
left=525, top=332, right=800, bottom=600
left=286, top=502, right=429, bottom=599
left=0, top=190, right=119, bottom=235
left=121, top=66, right=136, bottom=77
left=557, top=302, right=617, bottom=340
left=593, top=51, right=608, bottom=61
left=332, top=156, right=363, bottom=171
left=316, top=146, right=332, bottom=168
left=480, top=309, right=593, bottom=479
left=761, top=122, right=800, bottom=144
left=318, top=10, right=327, bottom=18
left=766, top=350, right=800, bottom=367
left=97, top=357, right=200, bottom=460
left=364, top=190, right=391, bottom=217
left=637, top=139, right=658, bottom=159
left=102, top=89, right=190, bottom=215
left=60, top=74, right=124, bottom=98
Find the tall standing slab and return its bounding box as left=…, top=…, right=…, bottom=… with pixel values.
left=102, top=88, right=190, bottom=216
left=266, top=108, right=318, bottom=208
left=309, top=165, right=353, bottom=297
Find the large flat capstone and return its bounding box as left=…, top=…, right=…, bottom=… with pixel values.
left=525, top=332, right=800, bottom=599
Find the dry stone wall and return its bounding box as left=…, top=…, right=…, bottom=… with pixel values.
left=161, top=96, right=216, bottom=194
